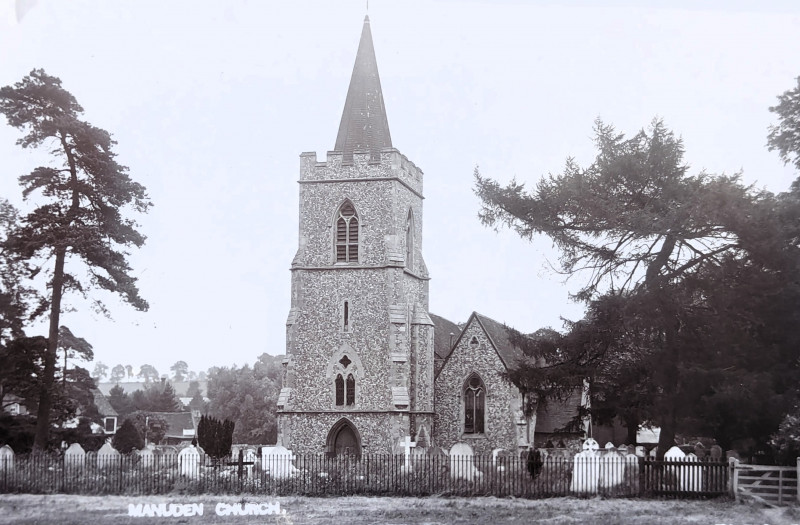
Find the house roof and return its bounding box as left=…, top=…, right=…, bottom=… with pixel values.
left=334, top=15, right=392, bottom=161
left=92, top=389, right=118, bottom=417
left=149, top=411, right=196, bottom=440
left=429, top=312, right=462, bottom=359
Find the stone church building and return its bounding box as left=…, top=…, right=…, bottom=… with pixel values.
left=276, top=16, right=584, bottom=457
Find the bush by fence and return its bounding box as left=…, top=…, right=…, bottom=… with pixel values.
left=0, top=450, right=733, bottom=499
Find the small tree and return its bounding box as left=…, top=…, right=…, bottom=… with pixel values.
left=113, top=418, right=143, bottom=453
left=197, top=415, right=234, bottom=459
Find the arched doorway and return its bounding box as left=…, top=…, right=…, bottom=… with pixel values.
left=327, top=418, right=362, bottom=458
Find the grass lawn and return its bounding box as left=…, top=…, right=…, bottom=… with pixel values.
left=1, top=494, right=799, bottom=524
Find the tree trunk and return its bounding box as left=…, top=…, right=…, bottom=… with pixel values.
left=32, top=246, right=66, bottom=452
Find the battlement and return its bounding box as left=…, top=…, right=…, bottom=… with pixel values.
left=299, top=148, right=424, bottom=196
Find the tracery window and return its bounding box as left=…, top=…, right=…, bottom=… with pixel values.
left=334, top=356, right=357, bottom=407
left=464, top=373, right=485, bottom=434
left=335, top=201, right=359, bottom=263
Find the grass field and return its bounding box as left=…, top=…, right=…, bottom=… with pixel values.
left=1, top=494, right=799, bottom=525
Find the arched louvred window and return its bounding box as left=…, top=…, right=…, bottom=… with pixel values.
left=346, top=374, right=355, bottom=406
left=406, top=208, right=414, bottom=269
left=335, top=374, right=345, bottom=406
left=336, top=201, right=359, bottom=262
left=464, top=373, right=485, bottom=434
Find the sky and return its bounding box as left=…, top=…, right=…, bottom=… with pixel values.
left=0, top=0, right=798, bottom=378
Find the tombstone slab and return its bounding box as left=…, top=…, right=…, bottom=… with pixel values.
left=449, top=443, right=482, bottom=481
left=64, top=443, right=86, bottom=469
left=261, top=445, right=297, bottom=479
left=97, top=443, right=120, bottom=469
left=570, top=438, right=600, bottom=494
left=0, top=444, right=14, bottom=471
left=179, top=445, right=201, bottom=478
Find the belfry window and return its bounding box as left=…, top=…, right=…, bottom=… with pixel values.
left=336, top=201, right=359, bottom=263
left=464, top=373, right=485, bottom=434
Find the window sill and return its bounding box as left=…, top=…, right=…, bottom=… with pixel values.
left=460, top=433, right=486, bottom=440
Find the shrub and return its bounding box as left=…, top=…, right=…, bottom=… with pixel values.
left=113, top=419, right=144, bottom=453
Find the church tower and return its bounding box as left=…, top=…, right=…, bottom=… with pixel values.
left=277, top=16, right=435, bottom=456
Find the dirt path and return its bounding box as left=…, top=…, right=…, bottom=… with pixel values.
left=0, top=494, right=798, bottom=524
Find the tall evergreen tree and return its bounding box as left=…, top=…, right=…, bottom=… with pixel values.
left=0, top=69, right=151, bottom=450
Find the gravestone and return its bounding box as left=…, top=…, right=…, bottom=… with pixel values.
left=726, top=450, right=740, bottom=462
left=570, top=438, right=600, bottom=494
left=396, top=436, right=416, bottom=472
left=683, top=452, right=702, bottom=491
left=617, top=444, right=629, bottom=456
left=492, top=448, right=511, bottom=472
left=0, top=444, right=14, bottom=471
left=178, top=445, right=201, bottom=478
left=64, top=443, right=86, bottom=469
left=634, top=445, right=646, bottom=458
left=600, top=443, right=625, bottom=490
left=693, top=442, right=706, bottom=459
left=664, top=446, right=691, bottom=492
left=158, top=446, right=179, bottom=466
left=97, top=442, right=120, bottom=469
left=261, top=445, right=298, bottom=479
left=449, top=442, right=481, bottom=481
left=709, top=445, right=722, bottom=460
left=138, top=446, right=156, bottom=467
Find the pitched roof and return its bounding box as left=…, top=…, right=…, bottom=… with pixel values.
left=430, top=312, right=462, bottom=359
left=149, top=411, right=195, bottom=440
left=334, top=15, right=392, bottom=161
left=92, top=389, right=118, bottom=417
left=473, top=313, right=524, bottom=369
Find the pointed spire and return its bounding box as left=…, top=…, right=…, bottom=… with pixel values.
left=334, top=15, right=392, bottom=162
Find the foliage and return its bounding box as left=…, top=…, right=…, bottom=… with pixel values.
left=112, top=418, right=144, bottom=453
left=137, top=364, right=159, bottom=383
left=109, top=364, right=126, bottom=383
left=197, top=415, right=234, bottom=459
left=0, top=69, right=151, bottom=449
left=170, top=361, right=188, bottom=382
left=475, top=118, right=800, bottom=456
left=206, top=353, right=282, bottom=444
left=107, top=384, right=134, bottom=419
left=768, top=75, right=800, bottom=172
left=91, top=361, right=108, bottom=381
left=126, top=412, right=168, bottom=446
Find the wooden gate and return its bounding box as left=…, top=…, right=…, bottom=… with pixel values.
left=731, top=459, right=799, bottom=506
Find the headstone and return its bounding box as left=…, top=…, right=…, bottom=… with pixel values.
left=726, top=450, right=741, bottom=462
left=648, top=447, right=658, bottom=458
left=664, top=446, right=689, bottom=492
left=0, top=445, right=14, bottom=471
left=570, top=438, right=600, bottom=494
left=709, top=445, right=722, bottom=460
left=96, top=442, right=120, bottom=469
left=178, top=445, right=201, bottom=478
left=683, top=453, right=702, bottom=491
left=157, top=446, right=179, bottom=466
left=397, top=436, right=416, bottom=472
left=64, top=443, right=86, bottom=469
left=492, top=448, right=511, bottom=472
left=261, top=445, right=298, bottom=479
left=449, top=442, right=481, bottom=481
left=693, top=442, right=706, bottom=459
left=617, top=444, right=629, bottom=456
left=634, top=445, right=646, bottom=458
left=138, top=446, right=156, bottom=468
left=600, top=444, right=625, bottom=490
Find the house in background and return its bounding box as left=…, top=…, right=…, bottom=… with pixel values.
left=91, top=389, right=118, bottom=435
left=2, top=394, right=29, bottom=417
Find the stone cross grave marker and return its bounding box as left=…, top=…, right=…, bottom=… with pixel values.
left=179, top=445, right=201, bottom=478
left=570, top=438, right=600, bottom=494
left=710, top=445, right=722, bottom=460
left=449, top=442, right=481, bottom=481
left=0, top=444, right=13, bottom=471
left=398, top=436, right=416, bottom=472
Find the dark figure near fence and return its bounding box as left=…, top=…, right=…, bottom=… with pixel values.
left=527, top=449, right=543, bottom=479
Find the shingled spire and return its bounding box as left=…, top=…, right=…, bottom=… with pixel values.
left=334, top=15, right=392, bottom=162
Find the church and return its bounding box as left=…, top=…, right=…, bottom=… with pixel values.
left=275, top=16, right=585, bottom=458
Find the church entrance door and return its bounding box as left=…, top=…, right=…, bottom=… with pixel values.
left=328, top=419, right=361, bottom=458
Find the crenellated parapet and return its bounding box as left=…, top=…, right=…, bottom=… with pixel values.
left=300, top=148, right=424, bottom=198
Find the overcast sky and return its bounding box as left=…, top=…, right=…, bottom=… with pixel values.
left=1, top=1, right=798, bottom=378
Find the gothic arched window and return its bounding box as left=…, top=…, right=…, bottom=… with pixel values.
left=336, top=201, right=359, bottom=263
left=335, top=374, right=345, bottom=406
left=406, top=208, right=414, bottom=269
left=464, top=373, right=485, bottom=434
left=346, top=374, right=355, bottom=406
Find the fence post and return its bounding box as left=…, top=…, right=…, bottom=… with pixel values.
left=797, top=457, right=800, bottom=504
left=638, top=456, right=645, bottom=496
left=728, top=457, right=739, bottom=501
